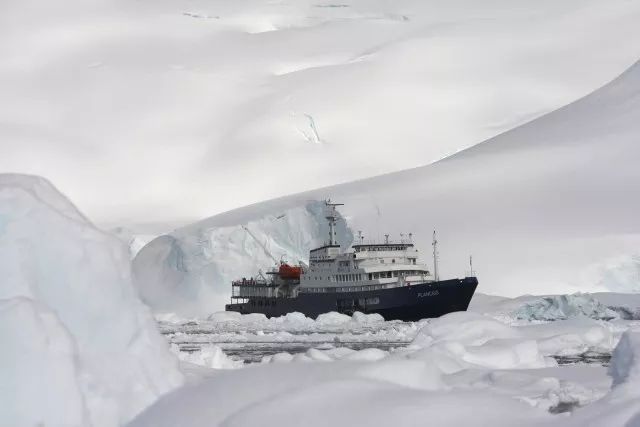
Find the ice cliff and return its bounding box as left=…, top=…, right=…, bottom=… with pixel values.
left=133, top=200, right=352, bottom=316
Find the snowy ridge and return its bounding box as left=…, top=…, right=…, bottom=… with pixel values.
left=0, top=174, right=183, bottom=427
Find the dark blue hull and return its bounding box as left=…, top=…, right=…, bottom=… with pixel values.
left=225, top=277, right=478, bottom=321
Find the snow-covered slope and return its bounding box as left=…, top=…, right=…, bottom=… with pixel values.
left=2, top=0, right=640, bottom=225
left=135, top=58, right=640, bottom=313
left=0, top=174, right=183, bottom=427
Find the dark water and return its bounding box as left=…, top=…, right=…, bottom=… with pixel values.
left=552, top=353, right=611, bottom=367
left=175, top=338, right=611, bottom=365
left=177, top=341, right=410, bottom=363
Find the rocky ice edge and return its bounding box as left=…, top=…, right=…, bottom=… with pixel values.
left=0, top=174, right=183, bottom=427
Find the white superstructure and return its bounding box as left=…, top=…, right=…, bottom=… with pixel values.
left=300, top=201, right=433, bottom=293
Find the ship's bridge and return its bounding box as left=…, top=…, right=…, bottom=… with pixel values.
left=352, top=243, right=419, bottom=267
left=309, top=244, right=341, bottom=262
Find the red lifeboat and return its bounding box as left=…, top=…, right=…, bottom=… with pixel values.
left=278, top=263, right=302, bottom=280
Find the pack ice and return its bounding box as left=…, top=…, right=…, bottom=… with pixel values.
left=131, top=309, right=640, bottom=427
left=0, top=174, right=183, bottom=427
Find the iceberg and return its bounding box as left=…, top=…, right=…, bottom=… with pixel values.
left=514, top=294, right=619, bottom=321
left=0, top=174, right=183, bottom=427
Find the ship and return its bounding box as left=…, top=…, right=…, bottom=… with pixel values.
left=225, top=201, right=478, bottom=321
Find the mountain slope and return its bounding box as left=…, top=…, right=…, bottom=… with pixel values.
left=2, top=0, right=640, bottom=225
left=133, top=60, right=640, bottom=314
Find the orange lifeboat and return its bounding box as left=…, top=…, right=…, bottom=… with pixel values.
left=278, top=263, right=302, bottom=280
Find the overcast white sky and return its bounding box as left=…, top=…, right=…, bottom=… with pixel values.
left=2, top=0, right=639, bottom=230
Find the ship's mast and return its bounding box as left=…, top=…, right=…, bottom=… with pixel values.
left=432, top=230, right=439, bottom=281
left=325, top=200, right=344, bottom=246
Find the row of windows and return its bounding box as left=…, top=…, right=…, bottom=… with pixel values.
left=354, top=246, right=409, bottom=252
left=305, top=284, right=388, bottom=293
left=307, top=270, right=430, bottom=283
left=337, top=273, right=362, bottom=282
left=377, top=258, right=417, bottom=264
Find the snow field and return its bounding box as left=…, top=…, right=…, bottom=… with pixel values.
left=4, top=0, right=640, bottom=225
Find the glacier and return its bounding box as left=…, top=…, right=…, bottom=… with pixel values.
left=0, top=174, right=183, bottom=427
left=133, top=200, right=352, bottom=316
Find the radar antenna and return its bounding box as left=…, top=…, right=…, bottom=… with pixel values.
left=325, top=199, right=344, bottom=246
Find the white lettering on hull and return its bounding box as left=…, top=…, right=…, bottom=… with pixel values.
left=417, top=290, right=439, bottom=298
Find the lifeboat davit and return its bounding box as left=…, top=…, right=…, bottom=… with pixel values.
left=278, top=263, right=302, bottom=280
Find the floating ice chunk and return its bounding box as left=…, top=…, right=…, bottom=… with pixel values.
left=409, top=312, right=552, bottom=372
left=514, top=294, right=619, bottom=321
left=344, top=348, right=388, bottom=362
left=306, top=348, right=335, bottom=362
left=262, top=352, right=295, bottom=364
left=316, top=311, right=352, bottom=325
left=520, top=318, right=616, bottom=356
left=173, top=344, right=243, bottom=370
left=351, top=311, right=385, bottom=324
left=413, top=311, right=522, bottom=347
